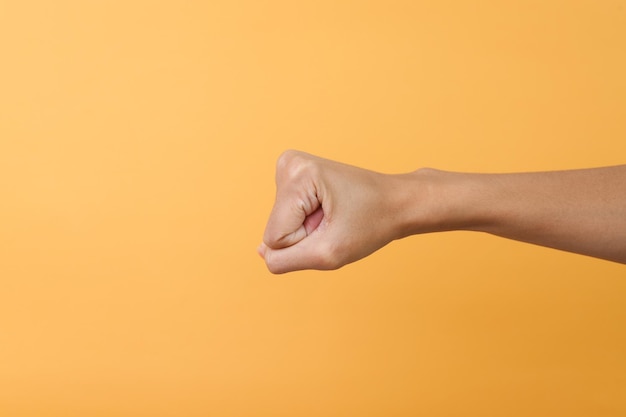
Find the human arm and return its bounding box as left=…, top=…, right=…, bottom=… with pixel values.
left=258, top=150, right=626, bottom=273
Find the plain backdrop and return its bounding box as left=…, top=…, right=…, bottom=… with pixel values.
left=1, top=1, right=625, bottom=416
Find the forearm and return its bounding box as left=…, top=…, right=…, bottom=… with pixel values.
left=404, top=165, right=626, bottom=264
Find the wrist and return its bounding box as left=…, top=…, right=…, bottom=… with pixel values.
left=393, top=168, right=497, bottom=239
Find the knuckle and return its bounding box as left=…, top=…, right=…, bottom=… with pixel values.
left=276, top=150, right=299, bottom=172
left=276, top=150, right=316, bottom=181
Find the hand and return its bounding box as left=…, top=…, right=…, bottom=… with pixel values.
left=258, top=150, right=418, bottom=274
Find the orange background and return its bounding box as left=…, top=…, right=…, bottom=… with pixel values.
left=1, top=1, right=625, bottom=416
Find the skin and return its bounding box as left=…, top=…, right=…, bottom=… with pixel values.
left=258, top=150, right=626, bottom=274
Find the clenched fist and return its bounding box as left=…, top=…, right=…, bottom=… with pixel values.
left=257, top=150, right=432, bottom=273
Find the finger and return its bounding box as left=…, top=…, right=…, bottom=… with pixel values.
left=261, top=232, right=334, bottom=274
left=303, top=206, right=324, bottom=235
left=263, top=190, right=321, bottom=250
